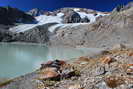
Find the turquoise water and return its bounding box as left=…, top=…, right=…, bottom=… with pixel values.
left=0, top=44, right=91, bottom=78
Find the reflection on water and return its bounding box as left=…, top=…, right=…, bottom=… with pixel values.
left=0, top=44, right=90, bottom=78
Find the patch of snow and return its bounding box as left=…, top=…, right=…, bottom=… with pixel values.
left=73, top=8, right=80, bottom=12
left=77, top=12, right=96, bottom=23
left=96, top=12, right=109, bottom=17
left=9, top=24, right=38, bottom=33
left=77, top=12, right=109, bottom=23
left=35, top=15, right=63, bottom=24
left=57, top=13, right=64, bottom=17
left=62, top=23, right=88, bottom=28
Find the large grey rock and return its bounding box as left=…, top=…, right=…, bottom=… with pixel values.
left=95, top=66, right=106, bottom=76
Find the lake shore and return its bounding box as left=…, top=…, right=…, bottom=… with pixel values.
left=1, top=45, right=133, bottom=89
left=0, top=42, right=106, bottom=79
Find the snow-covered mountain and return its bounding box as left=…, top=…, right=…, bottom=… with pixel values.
left=1, top=2, right=133, bottom=48
left=9, top=8, right=109, bottom=33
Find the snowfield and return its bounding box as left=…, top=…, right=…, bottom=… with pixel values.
left=9, top=9, right=109, bottom=33
left=56, top=13, right=64, bottom=17
left=77, top=12, right=108, bottom=23
left=9, top=15, right=63, bottom=33
left=35, top=15, right=63, bottom=24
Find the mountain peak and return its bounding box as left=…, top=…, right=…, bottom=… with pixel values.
left=0, top=6, right=35, bottom=25
left=27, top=8, right=44, bottom=16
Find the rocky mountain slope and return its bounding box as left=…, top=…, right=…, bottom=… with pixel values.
left=0, top=2, right=133, bottom=49
left=7, top=7, right=109, bottom=44
left=9, top=7, right=108, bottom=33
left=0, top=6, right=36, bottom=42
left=49, top=6, right=133, bottom=48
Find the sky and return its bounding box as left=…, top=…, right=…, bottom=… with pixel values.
left=0, top=0, right=132, bottom=12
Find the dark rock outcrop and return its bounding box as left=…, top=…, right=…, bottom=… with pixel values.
left=81, top=16, right=90, bottom=23
left=0, top=25, right=14, bottom=42
left=0, top=6, right=35, bottom=25
left=0, top=30, right=14, bottom=42
left=63, top=10, right=81, bottom=23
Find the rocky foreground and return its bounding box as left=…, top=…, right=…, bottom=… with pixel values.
left=1, top=45, right=133, bottom=89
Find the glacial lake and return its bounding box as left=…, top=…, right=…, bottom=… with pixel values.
left=0, top=43, right=104, bottom=78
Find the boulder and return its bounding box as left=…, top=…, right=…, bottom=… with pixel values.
left=100, top=56, right=113, bottom=64
left=38, top=70, right=60, bottom=80
left=40, top=67, right=58, bottom=73
left=104, top=76, right=125, bottom=88
left=40, top=60, right=79, bottom=80
left=40, top=60, right=66, bottom=69
left=95, top=66, right=106, bottom=76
